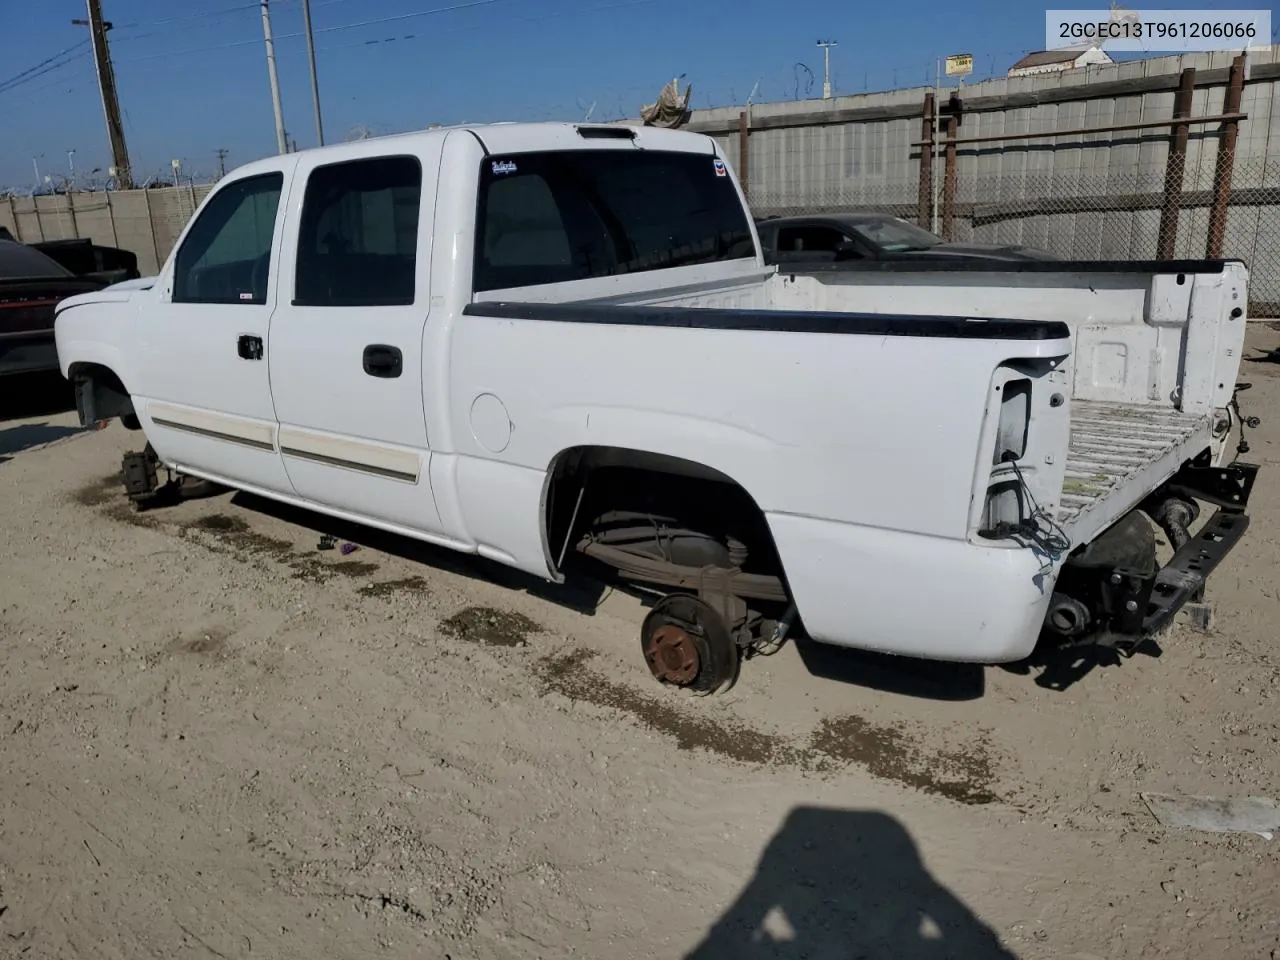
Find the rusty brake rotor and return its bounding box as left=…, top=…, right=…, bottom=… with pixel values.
left=642, top=622, right=701, bottom=685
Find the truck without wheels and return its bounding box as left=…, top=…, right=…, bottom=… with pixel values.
left=53, top=122, right=1260, bottom=695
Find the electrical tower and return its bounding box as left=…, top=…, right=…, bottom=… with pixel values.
left=215, top=149, right=229, bottom=179
left=816, top=39, right=837, bottom=99
left=73, top=0, right=133, bottom=188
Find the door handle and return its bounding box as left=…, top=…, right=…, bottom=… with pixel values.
left=237, top=334, right=263, bottom=361
left=363, top=344, right=403, bottom=379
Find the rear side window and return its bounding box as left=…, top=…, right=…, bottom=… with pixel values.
left=474, top=150, right=756, bottom=292
left=173, top=173, right=283, bottom=305
left=294, top=155, right=422, bottom=307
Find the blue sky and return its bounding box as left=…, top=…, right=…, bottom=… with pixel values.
left=0, top=0, right=1259, bottom=189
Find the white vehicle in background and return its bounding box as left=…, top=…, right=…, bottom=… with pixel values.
left=54, top=122, right=1259, bottom=695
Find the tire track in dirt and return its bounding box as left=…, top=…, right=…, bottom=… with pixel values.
left=70, top=477, right=1009, bottom=808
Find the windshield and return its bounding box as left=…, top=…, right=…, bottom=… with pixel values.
left=851, top=217, right=944, bottom=253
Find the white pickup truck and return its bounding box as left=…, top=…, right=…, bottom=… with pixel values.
left=54, top=122, right=1259, bottom=695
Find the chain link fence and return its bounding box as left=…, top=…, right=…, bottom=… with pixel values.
left=749, top=152, right=1280, bottom=318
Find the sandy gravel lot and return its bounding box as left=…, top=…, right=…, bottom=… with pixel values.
left=3, top=329, right=1280, bottom=959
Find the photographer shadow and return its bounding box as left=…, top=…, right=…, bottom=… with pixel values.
left=685, top=806, right=1019, bottom=960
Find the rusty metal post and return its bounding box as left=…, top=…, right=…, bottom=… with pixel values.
left=942, top=114, right=958, bottom=240
left=737, top=110, right=750, bottom=203
left=1157, top=67, right=1196, bottom=259
left=1206, top=54, right=1246, bottom=259
left=917, top=92, right=935, bottom=228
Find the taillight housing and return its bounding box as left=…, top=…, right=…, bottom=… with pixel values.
left=970, top=357, right=1071, bottom=542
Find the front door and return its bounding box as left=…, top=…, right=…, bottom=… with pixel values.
left=266, top=149, right=442, bottom=533
left=132, top=165, right=296, bottom=494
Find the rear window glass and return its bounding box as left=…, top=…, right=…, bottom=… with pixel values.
left=474, top=149, right=755, bottom=292
left=0, top=240, right=74, bottom=281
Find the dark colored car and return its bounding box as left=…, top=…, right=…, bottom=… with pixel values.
left=27, top=237, right=140, bottom=286
left=754, top=213, right=1058, bottom=265
left=0, top=239, right=104, bottom=378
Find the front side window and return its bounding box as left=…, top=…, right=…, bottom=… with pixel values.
left=294, top=155, right=422, bottom=307
left=474, top=150, right=756, bottom=292
left=173, top=173, right=283, bottom=304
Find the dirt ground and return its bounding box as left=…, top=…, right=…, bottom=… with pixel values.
left=3, top=330, right=1280, bottom=960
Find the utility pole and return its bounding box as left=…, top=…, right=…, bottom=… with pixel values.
left=215, top=148, right=229, bottom=179
left=816, top=39, right=837, bottom=99
left=301, top=0, right=325, bottom=146
left=72, top=0, right=133, bottom=189
left=260, top=0, right=288, bottom=155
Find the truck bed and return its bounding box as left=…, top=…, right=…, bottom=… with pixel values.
left=515, top=256, right=1247, bottom=554
left=752, top=259, right=1248, bottom=549
left=1059, top=401, right=1213, bottom=544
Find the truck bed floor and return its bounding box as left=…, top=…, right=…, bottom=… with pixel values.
left=1057, top=400, right=1213, bottom=546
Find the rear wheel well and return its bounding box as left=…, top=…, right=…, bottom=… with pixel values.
left=67, top=362, right=138, bottom=429
left=544, top=446, right=796, bottom=693
left=543, top=445, right=785, bottom=581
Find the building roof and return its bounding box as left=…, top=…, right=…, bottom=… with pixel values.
left=1009, top=49, right=1093, bottom=70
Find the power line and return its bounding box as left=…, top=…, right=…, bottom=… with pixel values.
left=112, top=0, right=658, bottom=66
left=109, top=2, right=293, bottom=46
left=0, top=42, right=91, bottom=94
left=315, top=0, right=660, bottom=54
left=0, top=52, right=92, bottom=96
left=111, top=0, right=512, bottom=66
left=0, top=68, right=97, bottom=104
left=311, top=0, right=515, bottom=35
left=113, top=2, right=270, bottom=31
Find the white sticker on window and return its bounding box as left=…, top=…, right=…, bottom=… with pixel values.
left=712, top=159, right=727, bottom=177
left=239, top=292, right=253, bottom=301
left=491, top=160, right=518, bottom=176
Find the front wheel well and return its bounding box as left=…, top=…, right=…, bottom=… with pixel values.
left=67, top=362, right=138, bottom=429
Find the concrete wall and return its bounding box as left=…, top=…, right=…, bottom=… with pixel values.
left=1, top=184, right=214, bottom=276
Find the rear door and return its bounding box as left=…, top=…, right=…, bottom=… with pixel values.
left=266, top=149, right=443, bottom=533
left=131, top=167, right=295, bottom=493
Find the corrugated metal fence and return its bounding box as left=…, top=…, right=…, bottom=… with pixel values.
left=695, top=47, right=1280, bottom=316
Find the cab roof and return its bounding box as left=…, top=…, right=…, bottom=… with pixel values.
left=224, top=122, right=719, bottom=181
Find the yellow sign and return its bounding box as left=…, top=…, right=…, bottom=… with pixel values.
left=945, top=54, right=974, bottom=77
